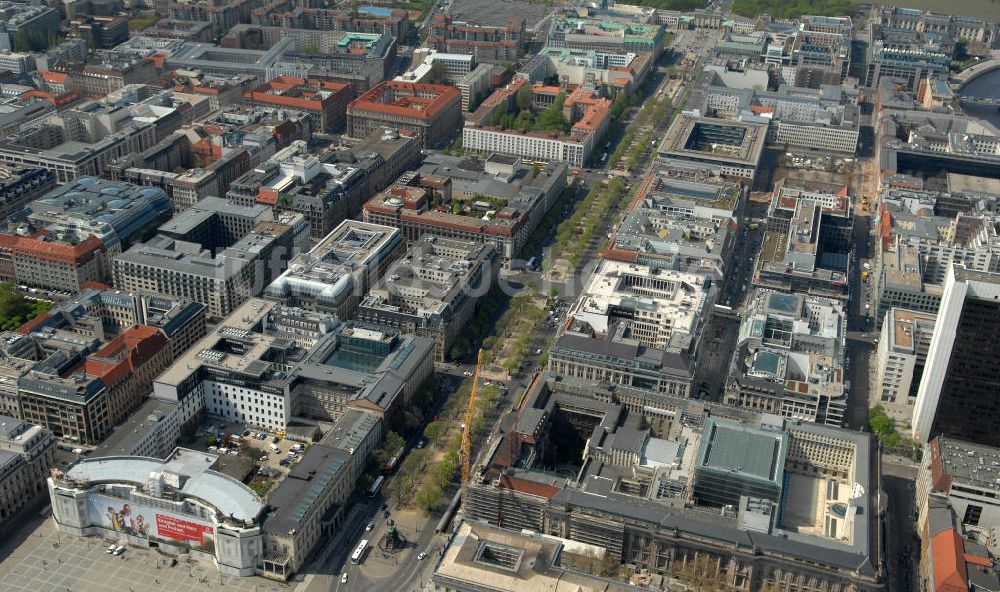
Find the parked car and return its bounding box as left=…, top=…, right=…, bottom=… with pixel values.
left=113, top=545, right=125, bottom=556
left=106, top=544, right=116, bottom=554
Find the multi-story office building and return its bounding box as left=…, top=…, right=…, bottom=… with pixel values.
left=0, top=50, right=32, bottom=74
left=244, top=76, right=353, bottom=133
left=658, top=114, right=767, bottom=181
left=917, top=436, right=1000, bottom=554
left=16, top=322, right=172, bottom=445
left=724, top=290, right=848, bottom=426
left=0, top=97, right=54, bottom=138
left=463, top=79, right=612, bottom=167
left=0, top=104, right=159, bottom=182
left=0, top=415, right=55, bottom=526
left=363, top=154, right=567, bottom=266
left=463, top=384, right=878, bottom=592
left=878, top=6, right=995, bottom=45
left=110, top=36, right=313, bottom=83
left=346, top=81, right=462, bottom=149
left=251, top=4, right=409, bottom=40
left=605, top=203, right=737, bottom=282
left=873, top=308, right=935, bottom=425
left=757, top=199, right=850, bottom=300
left=455, top=63, right=493, bottom=112
left=548, top=260, right=711, bottom=401
left=912, top=265, right=1000, bottom=446
left=153, top=297, right=434, bottom=431
left=0, top=166, right=56, bottom=221
left=703, top=84, right=860, bottom=154
left=0, top=178, right=172, bottom=292
left=157, top=196, right=275, bottom=252
left=227, top=129, right=420, bottom=239
left=167, top=0, right=260, bottom=31
left=395, top=49, right=476, bottom=84
left=139, top=18, right=214, bottom=42
left=786, top=29, right=851, bottom=88
left=547, top=17, right=664, bottom=57
left=261, top=443, right=354, bottom=578
left=113, top=213, right=308, bottom=319
left=878, top=111, right=1000, bottom=181
left=426, top=14, right=524, bottom=64
left=357, top=236, right=499, bottom=361
left=433, top=521, right=635, bottom=592
left=70, top=15, right=129, bottom=49
left=528, top=47, right=653, bottom=95
left=0, top=3, right=60, bottom=52
left=264, top=220, right=405, bottom=320
left=27, top=287, right=207, bottom=362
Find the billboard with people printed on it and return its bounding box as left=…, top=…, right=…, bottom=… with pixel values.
left=88, top=494, right=215, bottom=546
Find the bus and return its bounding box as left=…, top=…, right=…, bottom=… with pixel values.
left=350, top=540, right=369, bottom=564
left=383, top=445, right=405, bottom=476
left=368, top=475, right=385, bottom=498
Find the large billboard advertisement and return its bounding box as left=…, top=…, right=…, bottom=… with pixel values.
left=87, top=494, right=215, bottom=546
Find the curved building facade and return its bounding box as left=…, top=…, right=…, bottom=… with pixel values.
left=48, top=447, right=264, bottom=576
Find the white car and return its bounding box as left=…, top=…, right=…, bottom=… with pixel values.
left=106, top=544, right=116, bottom=554
left=341, top=573, right=349, bottom=584
left=366, top=522, right=374, bottom=531
left=417, top=552, right=427, bottom=560
left=113, top=545, right=125, bottom=556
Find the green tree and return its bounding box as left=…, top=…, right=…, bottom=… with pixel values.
left=414, top=481, right=443, bottom=513
left=535, top=94, right=568, bottom=133
left=516, top=84, right=534, bottom=112
left=867, top=405, right=895, bottom=437
left=423, top=421, right=447, bottom=446
left=611, top=92, right=628, bottom=119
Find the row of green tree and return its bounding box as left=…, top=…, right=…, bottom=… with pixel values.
left=546, top=177, right=627, bottom=270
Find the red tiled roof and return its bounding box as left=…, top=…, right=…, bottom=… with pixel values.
left=16, top=314, right=52, bottom=335
left=348, top=81, right=460, bottom=121
left=41, top=70, right=66, bottom=84
left=86, top=325, right=168, bottom=388
left=12, top=235, right=103, bottom=262
left=499, top=474, right=561, bottom=499
left=931, top=527, right=968, bottom=592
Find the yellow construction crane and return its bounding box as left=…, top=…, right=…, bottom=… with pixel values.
left=461, top=349, right=483, bottom=484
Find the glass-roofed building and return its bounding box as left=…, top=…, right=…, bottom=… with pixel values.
left=724, top=289, right=848, bottom=426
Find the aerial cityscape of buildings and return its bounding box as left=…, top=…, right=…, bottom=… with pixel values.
left=0, top=1, right=993, bottom=592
